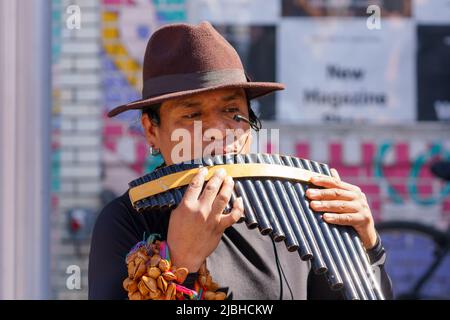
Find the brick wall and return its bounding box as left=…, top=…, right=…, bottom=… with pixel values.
left=52, top=0, right=102, bottom=300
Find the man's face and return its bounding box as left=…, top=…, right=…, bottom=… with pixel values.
left=141, top=88, right=252, bottom=165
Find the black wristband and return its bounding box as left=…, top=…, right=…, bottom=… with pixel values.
left=366, top=234, right=385, bottom=264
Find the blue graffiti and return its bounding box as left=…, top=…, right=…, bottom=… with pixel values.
left=374, top=142, right=450, bottom=205
left=374, top=143, right=404, bottom=204
left=409, top=143, right=450, bottom=205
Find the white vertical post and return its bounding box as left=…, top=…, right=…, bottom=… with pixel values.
left=0, top=0, right=51, bottom=299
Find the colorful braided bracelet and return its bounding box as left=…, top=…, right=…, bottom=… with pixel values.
left=123, top=234, right=226, bottom=300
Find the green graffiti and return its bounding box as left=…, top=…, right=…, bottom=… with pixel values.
left=51, top=149, right=61, bottom=192
left=374, top=142, right=404, bottom=204
left=374, top=142, right=450, bottom=205
left=153, top=0, right=186, bottom=22
left=409, top=143, right=450, bottom=205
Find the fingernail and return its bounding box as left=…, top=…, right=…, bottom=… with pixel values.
left=199, top=167, right=208, bottom=175
left=226, top=176, right=234, bottom=183
left=307, top=189, right=319, bottom=196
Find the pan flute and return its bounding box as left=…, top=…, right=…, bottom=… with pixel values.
left=128, top=153, right=385, bottom=300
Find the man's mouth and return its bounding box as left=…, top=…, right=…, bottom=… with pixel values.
left=210, top=147, right=239, bottom=157
left=203, top=138, right=241, bottom=157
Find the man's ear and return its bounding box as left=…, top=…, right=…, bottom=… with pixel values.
left=141, top=113, right=160, bottom=149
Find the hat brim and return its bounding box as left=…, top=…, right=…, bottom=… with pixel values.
left=107, top=81, right=285, bottom=117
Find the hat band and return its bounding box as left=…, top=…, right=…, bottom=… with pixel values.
left=142, top=69, right=247, bottom=99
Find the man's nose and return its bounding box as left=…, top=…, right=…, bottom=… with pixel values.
left=201, top=115, right=229, bottom=140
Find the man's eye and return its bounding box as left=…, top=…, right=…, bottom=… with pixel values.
left=183, top=112, right=201, bottom=119
left=224, top=107, right=240, bottom=113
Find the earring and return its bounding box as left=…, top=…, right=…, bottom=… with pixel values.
left=149, top=146, right=161, bottom=156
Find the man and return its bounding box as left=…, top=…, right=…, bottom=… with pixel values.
left=88, top=21, right=392, bottom=299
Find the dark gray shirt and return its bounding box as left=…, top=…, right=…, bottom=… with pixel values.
left=88, top=190, right=393, bottom=300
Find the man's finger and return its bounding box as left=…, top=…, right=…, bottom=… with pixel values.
left=198, top=168, right=227, bottom=207
left=310, top=200, right=360, bottom=213
left=218, top=197, right=244, bottom=230
left=210, top=176, right=234, bottom=219
left=322, top=213, right=366, bottom=226
left=330, top=168, right=341, bottom=181
left=309, top=175, right=360, bottom=192
left=184, top=167, right=208, bottom=202
left=306, top=188, right=357, bottom=201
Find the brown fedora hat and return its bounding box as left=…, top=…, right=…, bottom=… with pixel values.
left=107, top=21, right=285, bottom=117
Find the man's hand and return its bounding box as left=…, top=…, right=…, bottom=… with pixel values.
left=167, top=167, right=244, bottom=273
left=306, top=168, right=378, bottom=249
